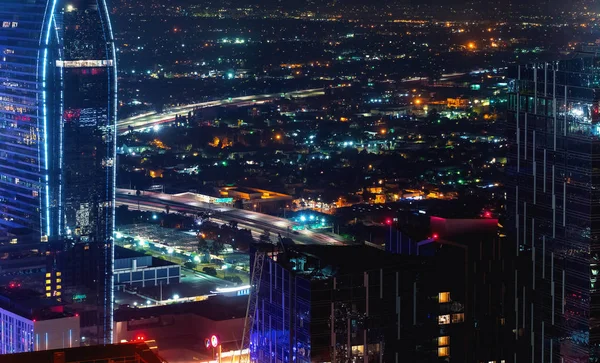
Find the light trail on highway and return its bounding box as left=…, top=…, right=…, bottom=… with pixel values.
left=117, top=88, right=325, bottom=133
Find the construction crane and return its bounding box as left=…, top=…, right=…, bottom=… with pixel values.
left=239, top=235, right=287, bottom=363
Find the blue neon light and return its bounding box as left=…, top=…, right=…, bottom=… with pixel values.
left=41, top=0, right=59, bottom=238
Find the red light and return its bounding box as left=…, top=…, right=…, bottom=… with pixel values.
left=9, top=283, right=15, bottom=288
left=385, top=219, right=392, bottom=225
left=484, top=211, right=492, bottom=218
left=137, top=335, right=145, bottom=341
left=432, top=233, right=439, bottom=239
left=75, top=313, right=79, bottom=317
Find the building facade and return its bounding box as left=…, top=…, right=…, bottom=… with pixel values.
left=0, top=288, right=80, bottom=354
left=507, top=56, right=600, bottom=362
left=251, top=245, right=450, bottom=363
left=113, top=246, right=181, bottom=289
left=0, top=0, right=117, bottom=344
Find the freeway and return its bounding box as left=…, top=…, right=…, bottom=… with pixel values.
left=116, top=189, right=346, bottom=246
left=118, top=88, right=325, bottom=133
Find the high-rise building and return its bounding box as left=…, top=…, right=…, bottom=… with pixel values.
left=252, top=244, right=454, bottom=363
left=388, top=211, right=515, bottom=362
left=0, top=0, right=117, bottom=344
left=507, top=55, right=600, bottom=362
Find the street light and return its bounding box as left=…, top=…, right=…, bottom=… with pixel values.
left=173, top=294, right=180, bottom=300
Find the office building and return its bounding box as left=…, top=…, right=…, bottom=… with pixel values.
left=251, top=244, right=457, bottom=363
left=0, top=0, right=117, bottom=344
left=386, top=211, right=514, bottom=363
left=507, top=55, right=600, bottom=362
left=113, top=296, right=247, bottom=362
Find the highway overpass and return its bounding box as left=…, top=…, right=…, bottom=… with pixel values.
left=115, top=189, right=346, bottom=246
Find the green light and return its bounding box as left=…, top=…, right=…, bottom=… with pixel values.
left=222, top=161, right=228, bottom=166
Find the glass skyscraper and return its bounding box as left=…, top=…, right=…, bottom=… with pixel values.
left=507, top=55, right=600, bottom=362
left=0, top=0, right=117, bottom=344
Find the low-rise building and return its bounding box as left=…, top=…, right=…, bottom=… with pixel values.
left=0, top=287, right=80, bottom=354
left=114, top=246, right=181, bottom=290
left=0, top=342, right=162, bottom=363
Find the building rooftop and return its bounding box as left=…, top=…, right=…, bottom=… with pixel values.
left=0, top=286, right=73, bottom=321
left=0, top=342, right=162, bottom=363
left=115, top=245, right=148, bottom=259
left=114, top=295, right=247, bottom=322
left=282, top=244, right=427, bottom=278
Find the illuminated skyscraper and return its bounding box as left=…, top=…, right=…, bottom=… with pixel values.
left=507, top=56, right=600, bottom=362
left=0, top=0, right=117, bottom=344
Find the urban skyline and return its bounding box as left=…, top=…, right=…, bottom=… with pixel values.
left=0, top=0, right=599, bottom=362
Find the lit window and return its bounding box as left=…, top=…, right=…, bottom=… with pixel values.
left=452, top=313, right=465, bottom=323
left=45, top=286, right=51, bottom=291
left=56, top=285, right=62, bottom=290
left=438, top=336, right=449, bottom=346
left=46, top=293, right=51, bottom=297
left=438, top=315, right=450, bottom=325
left=439, top=292, right=450, bottom=303
left=438, top=347, right=450, bottom=357
left=45, top=280, right=51, bottom=284
left=56, top=279, right=61, bottom=283
left=500, top=318, right=505, bottom=326
left=45, top=273, right=51, bottom=278
left=56, top=272, right=61, bottom=277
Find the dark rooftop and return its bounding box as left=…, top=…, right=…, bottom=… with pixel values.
left=0, top=342, right=162, bottom=363
left=114, top=245, right=176, bottom=267
left=115, top=245, right=148, bottom=259
left=0, top=286, right=72, bottom=321
left=285, top=244, right=428, bottom=277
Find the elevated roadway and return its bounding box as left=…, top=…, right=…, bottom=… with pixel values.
left=116, top=189, right=346, bottom=246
